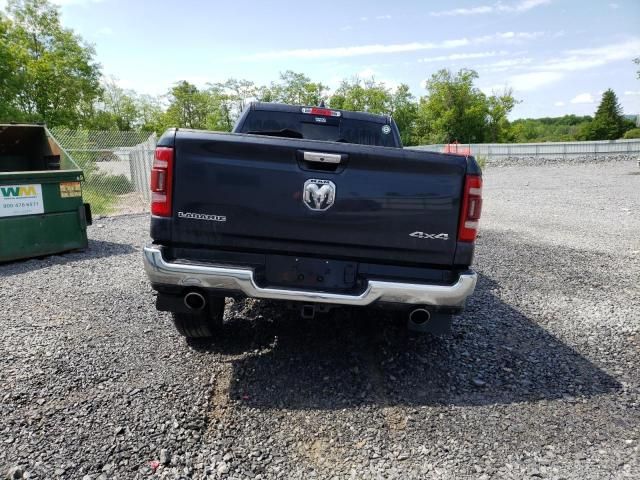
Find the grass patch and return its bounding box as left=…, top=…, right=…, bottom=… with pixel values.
left=83, top=186, right=118, bottom=215
left=475, top=155, right=487, bottom=170
left=82, top=173, right=134, bottom=216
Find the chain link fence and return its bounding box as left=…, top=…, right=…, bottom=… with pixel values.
left=51, top=129, right=156, bottom=216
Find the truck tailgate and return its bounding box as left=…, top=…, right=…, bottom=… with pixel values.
left=169, top=131, right=466, bottom=267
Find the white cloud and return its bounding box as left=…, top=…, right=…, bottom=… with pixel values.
left=375, top=15, right=392, bottom=20
left=480, top=57, right=533, bottom=71
left=486, top=38, right=640, bottom=93
left=509, top=0, right=552, bottom=11
left=570, top=93, right=595, bottom=104
left=419, top=51, right=505, bottom=63
left=430, top=5, right=493, bottom=17
left=564, top=39, right=640, bottom=63
left=624, top=91, right=640, bottom=96
left=528, top=38, right=640, bottom=74
left=474, top=31, right=545, bottom=44
left=247, top=42, right=444, bottom=60
left=554, top=101, right=565, bottom=106
left=247, top=31, right=543, bottom=60
left=507, top=71, right=564, bottom=91
left=609, top=2, right=620, bottom=8
left=340, top=25, right=353, bottom=31
left=430, top=0, right=550, bottom=17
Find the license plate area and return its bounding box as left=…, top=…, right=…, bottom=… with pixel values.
left=264, top=255, right=357, bottom=291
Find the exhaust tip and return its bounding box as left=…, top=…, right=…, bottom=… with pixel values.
left=184, top=291, right=206, bottom=312
left=409, top=307, right=431, bottom=326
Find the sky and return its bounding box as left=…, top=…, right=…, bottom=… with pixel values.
left=4, top=0, right=640, bottom=118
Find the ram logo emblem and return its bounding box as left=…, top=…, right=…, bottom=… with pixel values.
left=303, top=179, right=336, bottom=211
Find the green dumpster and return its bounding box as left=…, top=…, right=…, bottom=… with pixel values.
left=0, top=124, right=91, bottom=262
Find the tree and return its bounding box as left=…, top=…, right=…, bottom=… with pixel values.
left=0, top=13, right=21, bottom=121
left=5, top=0, right=102, bottom=127
left=136, top=94, right=164, bottom=133
left=205, top=79, right=257, bottom=131
left=389, top=84, right=418, bottom=145
left=328, top=78, right=419, bottom=144
left=486, top=88, right=517, bottom=142
left=329, top=77, right=392, bottom=114
left=82, top=77, right=139, bottom=130
left=623, top=128, right=640, bottom=139
left=258, top=71, right=327, bottom=106
left=585, top=89, right=625, bottom=140
left=220, top=78, right=256, bottom=114
left=414, top=69, right=490, bottom=144
left=163, top=81, right=210, bottom=130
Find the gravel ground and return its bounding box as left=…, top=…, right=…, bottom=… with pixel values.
left=1, top=160, right=638, bottom=479
left=484, top=153, right=638, bottom=168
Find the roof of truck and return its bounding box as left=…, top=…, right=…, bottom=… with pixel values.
left=249, top=102, right=392, bottom=124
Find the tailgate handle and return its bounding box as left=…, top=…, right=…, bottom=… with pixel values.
left=303, top=151, right=344, bottom=164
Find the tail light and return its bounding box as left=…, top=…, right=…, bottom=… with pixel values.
left=301, top=107, right=341, bottom=117
left=458, top=175, right=483, bottom=242
left=150, top=146, right=174, bottom=217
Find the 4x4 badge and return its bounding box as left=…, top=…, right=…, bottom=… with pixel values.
left=410, top=231, right=449, bottom=240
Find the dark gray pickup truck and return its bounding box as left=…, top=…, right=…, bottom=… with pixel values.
left=143, top=102, right=482, bottom=340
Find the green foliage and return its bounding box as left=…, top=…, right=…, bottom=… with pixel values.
left=162, top=81, right=210, bottom=130
left=389, top=84, right=418, bottom=146
left=0, top=14, right=21, bottom=120
left=206, top=79, right=257, bottom=131
left=415, top=69, right=487, bottom=144
left=2, top=0, right=101, bottom=127
left=623, top=128, right=640, bottom=139
left=82, top=186, right=116, bottom=215
left=81, top=77, right=143, bottom=131
left=328, top=79, right=419, bottom=145
left=583, top=89, right=626, bottom=140
left=89, top=172, right=134, bottom=194
left=330, top=77, right=392, bottom=113
left=413, top=69, right=517, bottom=145
left=510, top=115, right=594, bottom=142
left=258, top=71, right=327, bottom=106
left=486, top=88, right=517, bottom=142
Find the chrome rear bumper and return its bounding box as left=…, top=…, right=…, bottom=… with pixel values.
left=143, top=246, right=477, bottom=307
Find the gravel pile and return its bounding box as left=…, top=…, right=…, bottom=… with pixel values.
left=1, top=160, right=638, bottom=479
left=485, top=153, right=638, bottom=168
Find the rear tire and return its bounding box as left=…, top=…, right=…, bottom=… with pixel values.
left=171, top=296, right=225, bottom=339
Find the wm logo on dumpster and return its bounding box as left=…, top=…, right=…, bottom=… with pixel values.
left=1, top=185, right=38, bottom=198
